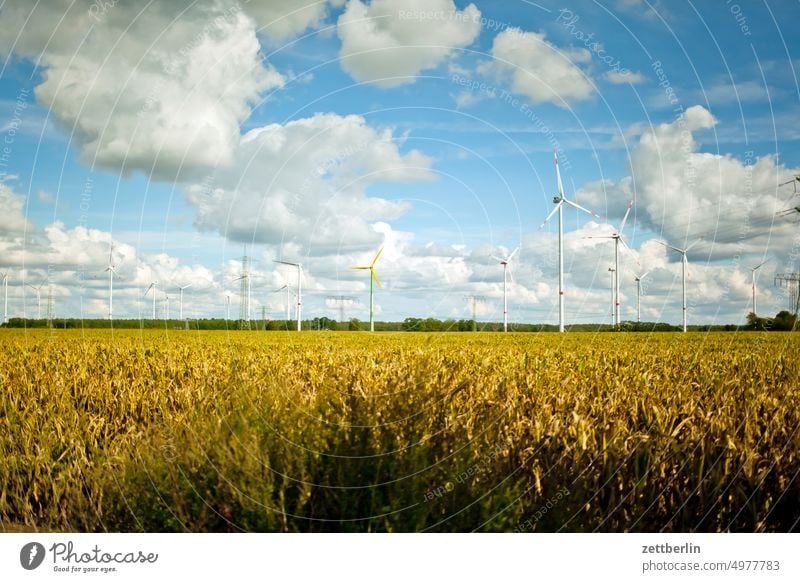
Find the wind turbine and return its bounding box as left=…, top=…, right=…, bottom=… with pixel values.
left=587, top=200, right=633, bottom=327
left=633, top=271, right=650, bottom=323
left=749, top=258, right=771, bottom=316
left=274, top=260, right=303, bottom=331
left=26, top=283, right=42, bottom=319
left=1, top=271, right=8, bottom=324
left=225, top=294, right=230, bottom=322
left=491, top=247, right=519, bottom=332
left=656, top=239, right=702, bottom=332
left=144, top=281, right=159, bottom=320
left=164, top=294, right=170, bottom=320
left=104, top=242, right=117, bottom=321
left=541, top=149, right=602, bottom=332
left=177, top=284, right=192, bottom=320
left=351, top=246, right=384, bottom=332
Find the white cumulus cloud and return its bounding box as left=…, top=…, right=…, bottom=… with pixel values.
left=479, top=27, right=594, bottom=106
left=0, top=184, right=34, bottom=238
left=244, top=0, right=346, bottom=40
left=0, top=1, right=286, bottom=178
left=185, top=113, right=435, bottom=250
left=337, top=0, right=481, bottom=87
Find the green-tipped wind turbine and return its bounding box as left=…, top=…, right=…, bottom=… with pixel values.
left=352, top=246, right=384, bottom=332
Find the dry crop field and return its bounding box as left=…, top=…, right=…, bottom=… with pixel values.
left=1, top=329, right=799, bottom=532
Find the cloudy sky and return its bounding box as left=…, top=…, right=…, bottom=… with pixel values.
left=1, top=0, right=799, bottom=325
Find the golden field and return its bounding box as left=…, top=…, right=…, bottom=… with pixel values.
left=1, top=329, right=798, bottom=532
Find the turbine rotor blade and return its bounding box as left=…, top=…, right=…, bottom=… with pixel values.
left=554, top=148, right=565, bottom=197
left=371, top=246, right=385, bottom=268
left=540, top=201, right=563, bottom=228
left=685, top=238, right=703, bottom=252
left=507, top=246, right=519, bottom=262
left=754, top=257, right=772, bottom=271
left=655, top=240, right=684, bottom=254
left=371, top=269, right=382, bottom=288
left=563, top=198, right=602, bottom=219
left=618, top=200, right=634, bottom=234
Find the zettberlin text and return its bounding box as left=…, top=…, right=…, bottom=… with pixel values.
left=642, top=543, right=701, bottom=554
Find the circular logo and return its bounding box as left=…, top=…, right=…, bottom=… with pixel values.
left=20, top=542, right=46, bottom=570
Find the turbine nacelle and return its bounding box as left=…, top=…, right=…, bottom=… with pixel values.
left=491, top=246, right=519, bottom=268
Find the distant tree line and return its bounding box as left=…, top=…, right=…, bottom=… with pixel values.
left=2, top=312, right=795, bottom=331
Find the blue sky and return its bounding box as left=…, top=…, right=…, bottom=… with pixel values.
left=1, top=0, right=799, bottom=325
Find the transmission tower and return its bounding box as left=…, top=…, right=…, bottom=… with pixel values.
left=237, top=250, right=251, bottom=329
left=465, top=295, right=486, bottom=332
left=775, top=272, right=800, bottom=315
left=327, top=295, right=355, bottom=323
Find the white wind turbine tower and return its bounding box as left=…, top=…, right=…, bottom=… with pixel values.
left=1, top=271, right=8, bottom=324
left=608, top=267, right=616, bottom=324
left=351, top=246, right=384, bottom=332
left=586, top=200, right=633, bottom=327
left=274, top=260, right=303, bottom=331
left=491, top=247, right=519, bottom=332
left=164, top=294, right=170, bottom=320
left=749, top=258, right=771, bottom=316
left=225, top=294, right=230, bottom=322
left=656, top=239, right=702, bottom=332
left=104, top=242, right=117, bottom=321
left=541, top=149, right=602, bottom=332
left=633, top=271, right=650, bottom=323
left=144, top=281, right=159, bottom=319
left=177, top=284, right=192, bottom=320
left=26, top=283, right=43, bottom=319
